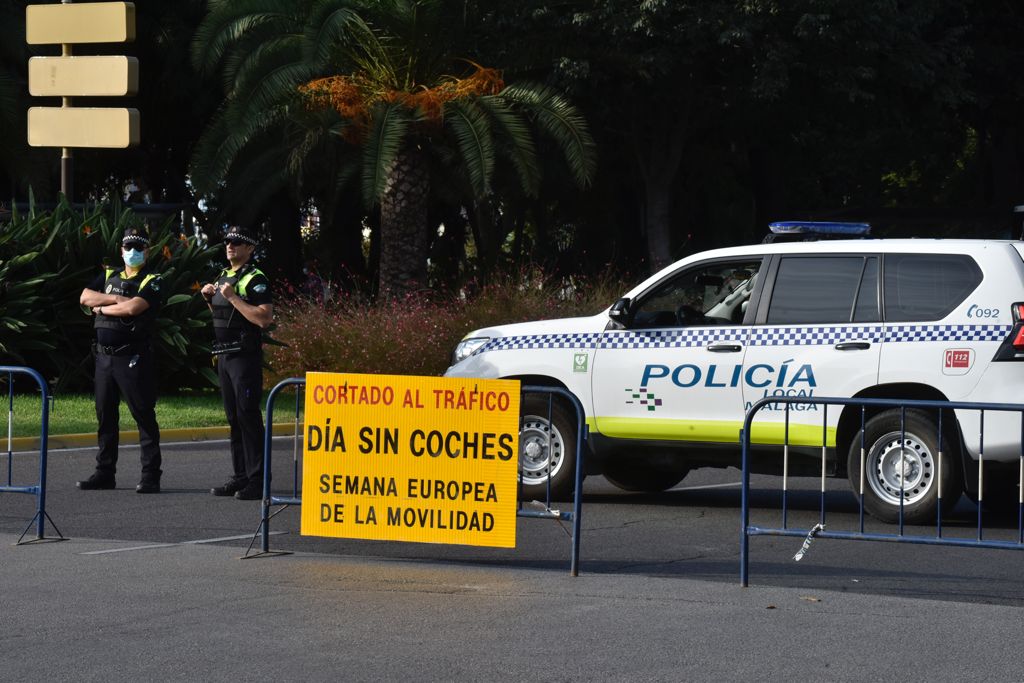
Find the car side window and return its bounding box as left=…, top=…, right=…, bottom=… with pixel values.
left=631, top=259, right=763, bottom=328
left=768, top=256, right=876, bottom=324
left=883, top=254, right=982, bottom=322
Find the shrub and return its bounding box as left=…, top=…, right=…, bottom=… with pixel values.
left=0, top=198, right=221, bottom=392
left=267, top=267, right=628, bottom=383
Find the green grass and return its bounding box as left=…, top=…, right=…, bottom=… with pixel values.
left=4, top=392, right=237, bottom=437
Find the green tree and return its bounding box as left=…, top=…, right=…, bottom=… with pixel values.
left=191, top=0, right=596, bottom=297
left=530, top=0, right=973, bottom=268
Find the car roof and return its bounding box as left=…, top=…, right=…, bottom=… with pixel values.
left=624, top=238, right=1023, bottom=300
left=694, top=238, right=1020, bottom=259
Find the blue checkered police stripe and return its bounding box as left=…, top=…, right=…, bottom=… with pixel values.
left=882, top=324, right=1010, bottom=342
left=749, top=326, right=884, bottom=346
left=476, top=324, right=1013, bottom=354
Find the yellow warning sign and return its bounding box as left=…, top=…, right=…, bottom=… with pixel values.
left=300, top=373, right=521, bottom=547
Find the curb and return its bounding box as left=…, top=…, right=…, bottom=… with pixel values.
left=7, top=423, right=300, bottom=453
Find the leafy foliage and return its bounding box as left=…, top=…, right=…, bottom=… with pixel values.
left=0, top=199, right=221, bottom=392
left=266, top=267, right=627, bottom=383
left=191, top=0, right=596, bottom=297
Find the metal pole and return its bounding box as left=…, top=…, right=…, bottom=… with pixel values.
left=60, top=1, right=73, bottom=203
left=261, top=385, right=276, bottom=554
left=740, top=426, right=749, bottom=587
left=36, top=373, right=49, bottom=539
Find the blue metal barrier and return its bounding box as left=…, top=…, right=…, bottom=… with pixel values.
left=740, top=396, right=1024, bottom=586
left=245, top=378, right=587, bottom=576
left=1, top=365, right=64, bottom=544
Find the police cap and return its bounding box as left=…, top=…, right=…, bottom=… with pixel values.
left=224, top=225, right=258, bottom=246
left=122, top=226, right=150, bottom=248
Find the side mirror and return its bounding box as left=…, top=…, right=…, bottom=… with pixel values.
left=608, top=297, right=632, bottom=326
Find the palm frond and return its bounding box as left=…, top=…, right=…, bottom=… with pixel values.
left=501, top=82, right=598, bottom=189
left=445, top=100, right=495, bottom=198
left=362, top=102, right=410, bottom=205
left=190, top=103, right=291, bottom=192
left=476, top=95, right=541, bottom=197
left=191, top=0, right=302, bottom=74
left=306, top=2, right=373, bottom=67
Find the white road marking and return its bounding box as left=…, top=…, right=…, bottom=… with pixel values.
left=668, top=481, right=741, bottom=492
left=80, top=531, right=285, bottom=555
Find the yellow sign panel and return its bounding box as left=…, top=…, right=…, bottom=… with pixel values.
left=301, top=373, right=521, bottom=548
left=26, top=2, right=136, bottom=45
left=29, top=56, right=139, bottom=97
left=28, top=107, right=140, bottom=148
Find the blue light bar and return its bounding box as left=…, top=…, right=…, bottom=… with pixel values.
left=769, top=221, right=871, bottom=236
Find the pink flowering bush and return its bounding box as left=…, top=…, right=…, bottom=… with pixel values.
left=266, top=268, right=627, bottom=384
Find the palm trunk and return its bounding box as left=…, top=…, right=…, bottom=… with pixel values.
left=378, top=146, right=430, bottom=298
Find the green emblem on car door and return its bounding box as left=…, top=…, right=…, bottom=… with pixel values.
left=573, top=352, right=588, bottom=372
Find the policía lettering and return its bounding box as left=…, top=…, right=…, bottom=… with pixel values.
left=640, top=360, right=816, bottom=389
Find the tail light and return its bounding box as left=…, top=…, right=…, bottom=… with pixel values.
left=993, top=302, right=1024, bottom=360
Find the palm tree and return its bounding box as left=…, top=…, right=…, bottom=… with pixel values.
left=192, top=0, right=596, bottom=297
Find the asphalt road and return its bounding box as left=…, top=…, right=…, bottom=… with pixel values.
left=1, top=438, right=1022, bottom=681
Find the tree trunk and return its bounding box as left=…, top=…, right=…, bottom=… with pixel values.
left=634, top=113, right=688, bottom=273
left=319, top=194, right=368, bottom=292
left=264, top=190, right=303, bottom=284
left=644, top=176, right=674, bottom=272
left=378, top=146, right=430, bottom=298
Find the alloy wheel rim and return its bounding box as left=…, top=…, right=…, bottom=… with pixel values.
left=519, top=416, right=565, bottom=486
left=867, top=431, right=935, bottom=505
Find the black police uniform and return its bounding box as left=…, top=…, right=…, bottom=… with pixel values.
left=89, top=266, right=163, bottom=484
left=211, top=262, right=272, bottom=492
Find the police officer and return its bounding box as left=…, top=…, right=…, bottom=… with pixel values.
left=77, top=226, right=164, bottom=493
left=201, top=225, right=274, bottom=500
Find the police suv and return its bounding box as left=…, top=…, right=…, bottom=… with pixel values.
left=445, top=222, right=1024, bottom=523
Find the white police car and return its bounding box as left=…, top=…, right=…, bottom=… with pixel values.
left=445, top=223, right=1024, bottom=522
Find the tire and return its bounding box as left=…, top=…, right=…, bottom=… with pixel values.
left=847, top=409, right=963, bottom=524
left=965, top=462, right=1021, bottom=513
left=603, top=464, right=688, bottom=493
left=518, top=396, right=578, bottom=501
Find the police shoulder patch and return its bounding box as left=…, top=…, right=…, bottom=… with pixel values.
left=252, top=283, right=267, bottom=294
left=149, top=280, right=161, bottom=292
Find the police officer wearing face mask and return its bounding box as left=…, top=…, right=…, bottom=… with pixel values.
left=200, top=225, right=274, bottom=501
left=77, top=226, right=164, bottom=493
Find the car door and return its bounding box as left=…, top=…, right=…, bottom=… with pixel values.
left=742, top=253, right=883, bottom=447
left=591, top=257, right=764, bottom=443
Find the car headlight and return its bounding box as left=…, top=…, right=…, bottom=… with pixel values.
left=452, top=337, right=490, bottom=364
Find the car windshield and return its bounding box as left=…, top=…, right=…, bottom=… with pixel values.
left=630, top=259, right=762, bottom=328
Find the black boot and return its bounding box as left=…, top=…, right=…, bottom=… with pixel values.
left=77, top=472, right=116, bottom=490
left=210, top=479, right=247, bottom=497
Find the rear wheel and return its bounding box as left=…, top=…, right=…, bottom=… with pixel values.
left=518, top=396, right=578, bottom=501
left=847, top=409, right=963, bottom=524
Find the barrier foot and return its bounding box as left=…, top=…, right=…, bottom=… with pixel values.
left=15, top=511, right=67, bottom=545
left=240, top=507, right=292, bottom=560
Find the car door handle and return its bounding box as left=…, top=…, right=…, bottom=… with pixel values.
left=835, top=341, right=871, bottom=351
left=707, top=343, right=742, bottom=353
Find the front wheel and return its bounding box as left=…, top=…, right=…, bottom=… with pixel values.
left=518, top=396, right=578, bottom=501
left=847, top=409, right=963, bottom=524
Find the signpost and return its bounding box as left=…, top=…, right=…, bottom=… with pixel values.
left=25, top=1, right=139, bottom=201
left=301, top=373, right=521, bottom=548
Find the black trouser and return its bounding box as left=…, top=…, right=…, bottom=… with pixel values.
left=94, top=345, right=162, bottom=480
left=217, top=350, right=265, bottom=485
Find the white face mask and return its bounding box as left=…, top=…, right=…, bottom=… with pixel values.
left=122, top=248, right=145, bottom=267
